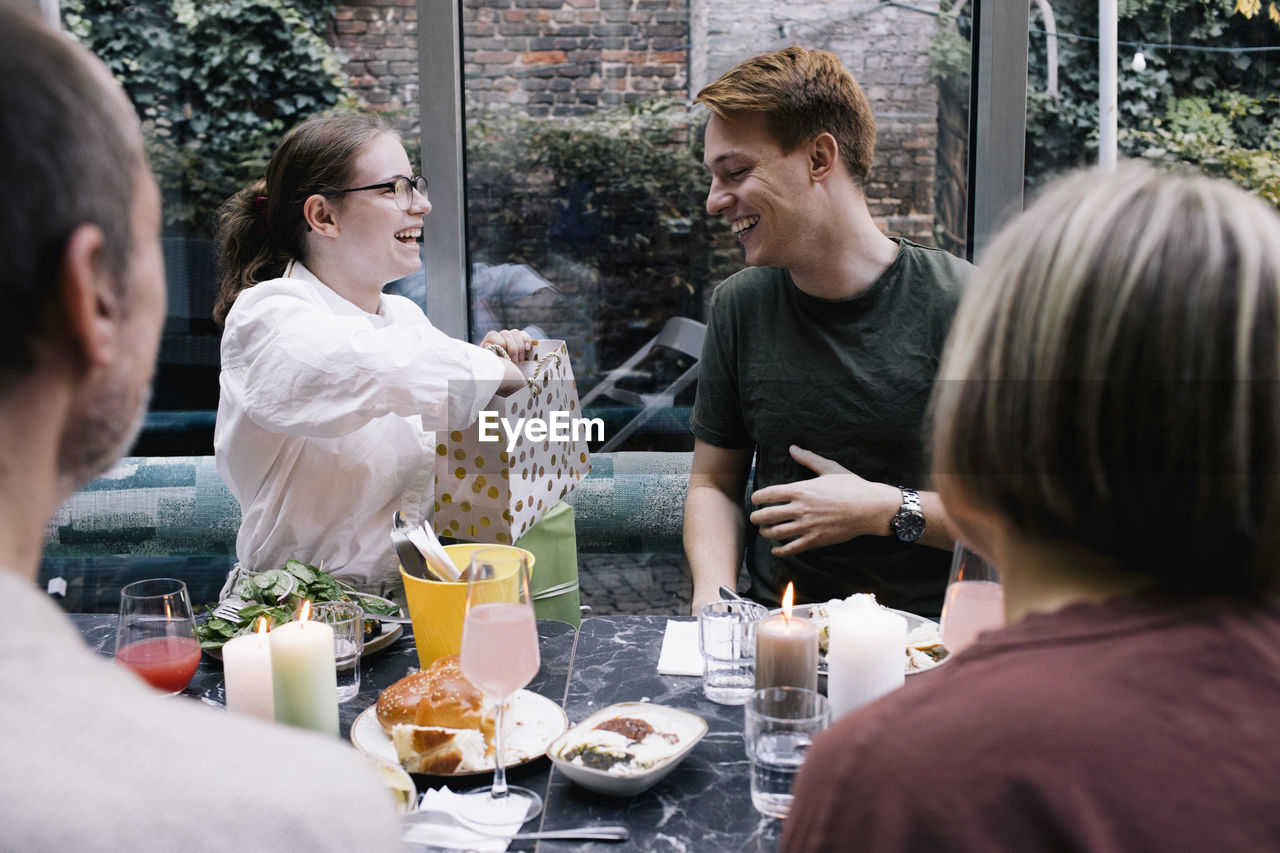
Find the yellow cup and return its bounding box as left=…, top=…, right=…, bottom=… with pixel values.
left=400, top=543, right=536, bottom=670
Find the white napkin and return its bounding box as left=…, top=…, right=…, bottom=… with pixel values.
left=657, top=619, right=703, bottom=676
left=406, top=523, right=461, bottom=581
left=401, top=787, right=522, bottom=851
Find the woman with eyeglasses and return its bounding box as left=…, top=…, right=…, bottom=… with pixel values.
left=212, top=113, right=530, bottom=595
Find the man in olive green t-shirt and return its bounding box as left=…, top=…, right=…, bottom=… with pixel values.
left=685, top=48, right=973, bottom=616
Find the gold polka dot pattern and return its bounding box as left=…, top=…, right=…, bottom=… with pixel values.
left=430, top=340, right=592, bottom=544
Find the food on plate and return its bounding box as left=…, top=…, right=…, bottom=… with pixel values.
left=905, top=623, right=947, bottom=672
left=378, top=655, right=497, bottom=774
left=809, top=598, right=949, bottom=674
left=364, top=755, right=417, bottom=814
left=392, top=724, right=489, bottom=776
left=195, top=560, right=400, bottom=651
left=556, top=706, right=692, bottom=777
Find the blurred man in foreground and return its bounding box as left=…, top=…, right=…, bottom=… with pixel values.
left=0, top=3, right=402, bottom=848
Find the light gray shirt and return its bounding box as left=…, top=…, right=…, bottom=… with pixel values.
left=0, top=569, right=405, bottom=851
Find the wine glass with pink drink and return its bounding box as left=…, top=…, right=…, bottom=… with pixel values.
left=940, top=545, right=1005, bottom=654
left=114, top=578, right=201, bottom=695
left=456, top=548, right=542, bottom=826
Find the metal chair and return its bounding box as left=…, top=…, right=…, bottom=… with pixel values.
left=580, top=316, right=707, bottom=452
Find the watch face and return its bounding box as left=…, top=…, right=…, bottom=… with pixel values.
left=892, top=510, right=926, bottom=542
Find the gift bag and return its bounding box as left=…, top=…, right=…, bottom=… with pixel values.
left=515, top=501, right=582, bottom=627
left=432, top=339, right=592, bottom=544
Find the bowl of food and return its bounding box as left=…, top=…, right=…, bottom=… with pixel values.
left=547, top=702, right=707, bottom=797
left=196, top=560, right=405, bottom=657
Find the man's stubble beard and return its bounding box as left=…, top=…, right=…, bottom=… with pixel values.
left=56, top=359, right=151, bottom=486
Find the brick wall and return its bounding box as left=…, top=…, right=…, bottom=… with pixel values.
left=332, top=0, right=941, bottom=243
left=332, top=0, right=420, bottom=133
left=694, top=0, right=942, bottom=244
left=462, top=0, right=689, bottom=117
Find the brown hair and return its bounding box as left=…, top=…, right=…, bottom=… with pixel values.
left=214, top=112, right=392, bottom=326
left=694, top=46, right=876, bottom=187
left=0, top=0, right=142, bottom=376
left=931, top=162, right=1280, bottom=595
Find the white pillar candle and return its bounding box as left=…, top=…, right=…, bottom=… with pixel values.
left=269, top=606, right=338, bottom=736
left=825, top=594, right=907, bottom=720
left=223, top=623, right=275, bottom=721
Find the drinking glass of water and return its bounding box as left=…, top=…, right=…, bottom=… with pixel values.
left=313, top=601, right=364, bottom=703
left=744, top=686, right=830, bottom=818
left=114, top=578, right=201, bottom=695
left=940, top=544, right=1005, bottom=654
left=456, top=547, right=542, bottom=826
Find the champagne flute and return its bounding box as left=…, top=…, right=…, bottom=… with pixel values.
left=940, top=544, right=1005, bottom=654
left=456, top=548, right=543, bottom=826
left=114, top=578, right=201, bottom=695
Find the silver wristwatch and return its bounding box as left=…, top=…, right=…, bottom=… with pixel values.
left=890, top=487, right=925, bottom=543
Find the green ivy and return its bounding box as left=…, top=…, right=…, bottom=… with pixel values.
left=64, top=0, right=357, bottom=236
left=1022, top=0, right=1280, bottom=208
left=464, top=100, right=738, bottom=373
left=466, top=101, right=734, bottom=304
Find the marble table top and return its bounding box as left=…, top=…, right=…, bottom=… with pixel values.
left=71, top=613, right=783, bottom=851
left=541, top=615, right=783, bottom=852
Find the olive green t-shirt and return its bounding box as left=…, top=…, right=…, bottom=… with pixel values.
left=689, top=239, right=971, bottom=615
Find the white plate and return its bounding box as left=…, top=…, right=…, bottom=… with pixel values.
left=350, top=690, right=568, bottom=776
left=347, top=593, right=406, bottom=657
left=547, top=702, right=707, bottom=797
left=770, top=604, right=949, bottom=676
left=363, top=755, right=417, bottom=814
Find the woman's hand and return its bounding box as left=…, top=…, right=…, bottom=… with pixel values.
left=481, top=329, right=533, bottom=363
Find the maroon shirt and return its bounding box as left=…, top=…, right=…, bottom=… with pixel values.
left=783, top=593, right=1280, bottom=852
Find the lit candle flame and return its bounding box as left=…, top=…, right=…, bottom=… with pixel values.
left=254, top=616, right=270, bottom=635
left=782, top=582, right=795, bottom=624
left=298, top=599, right=312, bottom=623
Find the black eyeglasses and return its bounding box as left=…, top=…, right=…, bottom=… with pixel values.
left=337, top=175, right=428, bottom=210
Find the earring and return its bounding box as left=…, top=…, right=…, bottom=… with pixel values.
left=306, top=224, right=312, bottom=232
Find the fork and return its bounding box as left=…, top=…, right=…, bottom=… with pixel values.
left=210, top=595, right=247, bottom=622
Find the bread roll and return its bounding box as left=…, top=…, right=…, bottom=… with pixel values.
left=377, top=655, right=497, bottom=777
left=376, top=670, right=434, bottom=732
left=376, top=654, right=489, bottom=733
left=412, top=656, right=495, bottom=744
left=392, top=724, right=489, bottom=775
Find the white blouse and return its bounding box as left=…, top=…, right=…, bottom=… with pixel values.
left=214, top=261, right=505, bottom=584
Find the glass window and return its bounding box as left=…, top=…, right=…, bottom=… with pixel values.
left=62, top=0, right=421, bottom=456
left=455, top=0, right=974, bottom=452
left=1024, top=0, right=1280, bottom=203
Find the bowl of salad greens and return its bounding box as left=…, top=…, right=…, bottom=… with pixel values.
left=196, top=560, right=404, bottom=656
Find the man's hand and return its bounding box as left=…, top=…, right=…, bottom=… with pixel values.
left=749, top=445, right=901, bottom=558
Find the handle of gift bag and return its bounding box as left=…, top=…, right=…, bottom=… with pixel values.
left=527, top=350, right=563, bottom=396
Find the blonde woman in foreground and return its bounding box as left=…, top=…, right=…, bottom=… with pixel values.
left=784, top=163, right=1280, bottom=851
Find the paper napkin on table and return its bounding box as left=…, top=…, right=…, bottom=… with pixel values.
left=657, top=619, right=703, bottom=676
left=401, top=786, right=521, bottom=852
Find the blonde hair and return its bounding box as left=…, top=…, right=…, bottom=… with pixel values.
left=694, top=47, right=876, bottom=187
left=931, top=162, right=1280, bottom=593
